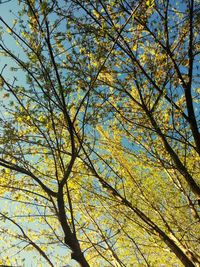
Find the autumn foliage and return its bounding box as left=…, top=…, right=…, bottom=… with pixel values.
left=0, top=0, right=199, bottom=266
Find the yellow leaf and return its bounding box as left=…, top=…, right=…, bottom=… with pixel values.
left=6, top=27, right=12, bottom=33
left=146, top=0, right=154, bottom=7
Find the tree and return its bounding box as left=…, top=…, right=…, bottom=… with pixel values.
left=0, top=0, right=199, bottom=266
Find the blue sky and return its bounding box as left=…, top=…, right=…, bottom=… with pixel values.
left=0, top=1, right=24, bottom=85
left=0, top=0, right=18, bottom=23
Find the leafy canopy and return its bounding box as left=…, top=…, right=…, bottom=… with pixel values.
left=0, top=0, right=199, bottom=266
